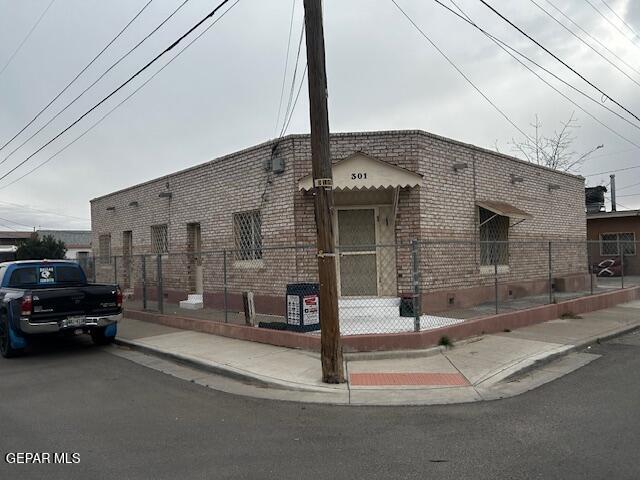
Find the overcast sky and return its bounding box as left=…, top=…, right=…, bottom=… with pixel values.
left=0, top=0, right=639, bottom=231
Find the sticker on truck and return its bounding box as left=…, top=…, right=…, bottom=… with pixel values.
left=38, top=267, right=55, bottom=284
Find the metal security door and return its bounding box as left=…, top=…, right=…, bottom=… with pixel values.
left=187, top=223, right=203, bottom=294
left=337, top=209, right=378, bottom=296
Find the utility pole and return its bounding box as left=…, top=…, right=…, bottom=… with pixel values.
left=609, top=174, right=616, bottom=212
left=303, top=0, right=344, bottom=383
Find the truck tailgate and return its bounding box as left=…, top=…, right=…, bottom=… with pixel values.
left=29, top=285, right=120, bottom=322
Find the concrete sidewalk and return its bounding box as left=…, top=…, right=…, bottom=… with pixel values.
left=110, top=300, right=640, bottom=405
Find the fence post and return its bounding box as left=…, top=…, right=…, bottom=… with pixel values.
left=113, top=255, right=118, bottom=285
left=618, top=237, right=624, bottom=289
left=411, top=239, right=421, bottom=332
left=142, top=255, right=147, bottom=310
left=494, top=242, right=498, bottom=315
left=548, top=241, right=553, bottom=304
left=156, top=254, right=164, bottom=314
left=223, top=250, right=228, bottom=324
left=587, top=242, right=593, bottom=296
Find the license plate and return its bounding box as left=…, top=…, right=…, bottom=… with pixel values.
left=66, top=316, right=85, bottom=327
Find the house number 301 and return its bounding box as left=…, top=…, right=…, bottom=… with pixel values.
left=351, top=172, right=367, bottom=180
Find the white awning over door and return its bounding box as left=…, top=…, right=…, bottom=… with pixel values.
left=297, top=152, right=422, bottom=191
left=476, top=200, right=532, bottom=220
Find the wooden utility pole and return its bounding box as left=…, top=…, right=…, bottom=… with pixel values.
left=303, top=0, right=344, bottom=383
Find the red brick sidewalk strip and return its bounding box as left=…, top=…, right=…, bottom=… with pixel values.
left=349, top=372, right=470, bottom=386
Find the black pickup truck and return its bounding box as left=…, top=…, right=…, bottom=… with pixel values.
left=0, top=260, right=122, bottom=358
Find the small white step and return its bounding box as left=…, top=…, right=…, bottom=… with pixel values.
left=338, top=297, right=401, bottom=309
left=338, top=297, right=402, bottom=319
left=180, top=294, right=203, bottom=310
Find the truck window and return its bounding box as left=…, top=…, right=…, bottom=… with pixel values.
left=56, top=266, right=84, bottom=284
left=8, top=268, right=38, bottom=287
left=7, top=265, right=85, bottom=287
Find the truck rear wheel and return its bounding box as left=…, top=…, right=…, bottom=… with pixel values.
left=0, top=314, right=21, bottom=358
left=90, top=327, right=115, bottom=346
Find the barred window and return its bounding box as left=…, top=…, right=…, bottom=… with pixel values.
left=600, top=232, right=636, bottom=256
left=479, top=207, right=509, bottom=266
left=151, top=224, right=168, bottom=254
left=98, top=234, right=111, bottom=264
left=234, top=211, right=262, bottom=261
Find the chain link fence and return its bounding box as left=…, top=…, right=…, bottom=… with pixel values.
left=73, top=239, right=640, bottom=336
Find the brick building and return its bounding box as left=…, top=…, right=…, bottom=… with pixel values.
left=0, top=230, right=91, bottom=262
left=90, top=130, right=587, bottom=315
left=37, top=230, right=92, bottom=259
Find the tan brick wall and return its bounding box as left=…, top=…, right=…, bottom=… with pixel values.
left=410, top=130, right=586, bottom=292
left=91, top=138, right=300, bottom=294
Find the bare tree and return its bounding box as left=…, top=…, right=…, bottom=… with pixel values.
left=510, top=112, right=604, bottom=172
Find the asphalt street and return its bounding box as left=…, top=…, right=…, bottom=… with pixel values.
left=1, top=331, right=639, bottom=480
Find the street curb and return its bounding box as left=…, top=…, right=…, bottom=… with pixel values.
left=113, top=338, right=343, bottom=395
left=499, top=323, right=640, bottom=384
left=112, top=322, right=640, bottom=406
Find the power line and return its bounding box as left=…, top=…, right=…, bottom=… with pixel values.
left=0, top=0, right=155, bottom=154
left=0, top=0, right=57, bottom=78
left=444, top=0, right=640, bottom=140
left=455, top=0, right=639, bottom=135
left=390, top=0, right=536, bottom=147
left=586, top=147, right=635, bottom=160
left=279, top=20, right=306, bottom=138
left=583, top=164, right=640, bottom=177
left=0, top=0, right=191, bottom=170
left=0, top=0, right=241, bottom=190
left=542, top=0, right=640, bottom=79
left=617, top=179, right=640, bottom=192
left=478, top=0, right=640, bottom=123
left=0, top=0, right=232, bottom=184
left=0, top=199, right=88, bottom=221
left=0, top=222, right=19, bottom=232
left=604, top=195, right=638, bottom=211
left=436, top=0, right=640, bottom=151
left=583, top=0, right=640, bottom=51
left=274, top=0, right=297, bottom=137
left=0, top=214, right=35, bottom=230
left=281, top=64, right=308, bottom=136
left=529, top=0, right=640, bottom=88
left=599, top=0, right=640, bottom=39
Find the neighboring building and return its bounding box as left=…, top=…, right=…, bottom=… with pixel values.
left=0, top=230, right=91, bottom=262
left=0, top=231, right=32, bottom=262
left=90, top=130, right=587, bottom=315
left=586, top=209, right=640, bottom=276
left=37, top=230, right=92, bottom=260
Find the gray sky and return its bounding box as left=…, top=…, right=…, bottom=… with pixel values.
left=0, top=0, right=639, bottom=231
